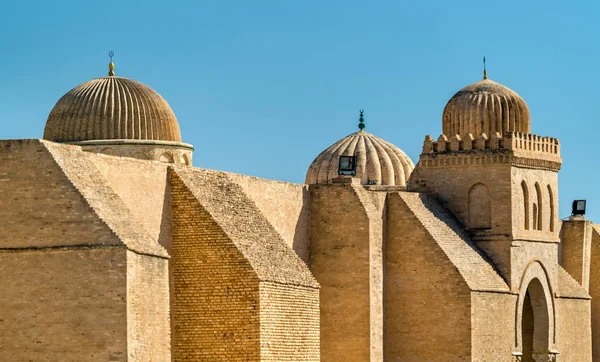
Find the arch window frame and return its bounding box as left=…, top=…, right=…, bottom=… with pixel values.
left=521, top=181, right=530, bottom=230
left=534, top=182, right=543, bottom=231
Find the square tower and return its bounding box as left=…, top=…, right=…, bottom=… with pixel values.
left=409, top=132, right=562, bottom=287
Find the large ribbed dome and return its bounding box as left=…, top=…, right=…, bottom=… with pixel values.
left=442, top=78, right=530, bottom=136
left=44, top=76, right=182, bottom=142
left=306, top=130, right=414, bottom=186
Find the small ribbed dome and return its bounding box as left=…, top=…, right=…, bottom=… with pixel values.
left=306, top=130, right=414, bottom=186
left=44, top=77, right=182, bottom=142
left=442, top=78, right=530, bottom=136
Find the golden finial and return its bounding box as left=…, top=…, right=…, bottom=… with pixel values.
left=483, top=56, right=488, bottom=80
left=108, top=51, right=115, bottom=76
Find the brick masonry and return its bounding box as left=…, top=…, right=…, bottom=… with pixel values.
left=309, top=184, right=372, bottom=362
left=1, top=134, right=598, bottom=361
left=0, top=247, right=128, bottom=361
left=169, top=168, right=320, bottom=361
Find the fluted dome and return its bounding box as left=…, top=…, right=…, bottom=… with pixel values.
left=306, top=130, right=414, bottom=186
left=442, top=78, right=530, bottom=136
left=44, top=76, right=182, bottom=142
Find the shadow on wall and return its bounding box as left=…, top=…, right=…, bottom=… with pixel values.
left=420, top=193, right=505, bottom=280
left=158, top=169, right=173, bottom=253
left=293, top=187, right=311, bottom=265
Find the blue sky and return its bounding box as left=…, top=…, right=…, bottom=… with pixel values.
left=1, top=0, right=598, bottom=221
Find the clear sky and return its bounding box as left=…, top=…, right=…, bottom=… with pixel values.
left=1, top=0, right=598, bottom=221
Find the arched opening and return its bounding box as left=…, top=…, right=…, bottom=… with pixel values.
left=134, top=151, right=150, bottom=160
left=535, top=183, right=543, bottom=231
left=547, top=186, right=555, bottom=232
left=182, top=153, right=191, bottom=166
left=532, top=204, right=538, bottom=230
left=521, top=278, right=551, bottom=362
left=159, top=152, right=174, bottom=163
left=522, top=292, right=534, bottom=362
left=522, top=181, right=530, bottom=230
left=468, top=183, right=491, bottom=229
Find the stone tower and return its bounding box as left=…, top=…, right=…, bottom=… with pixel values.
left=409, top=74, right=564, bottom=360
left=306, top=115, right=415, bottom=362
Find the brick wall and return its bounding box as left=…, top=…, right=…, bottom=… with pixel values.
left=385, top=192, right=472, bottom=361
left=471, top=291, right=516, bottom=360
left=170, top=167, right=320, bottom=361
left=309, top=184, right=371, bottom=362
left=0, top=139, right=173, bottom=361
left=126, top=251, right=171, bottom=361
left=88, top=154, right=172, bottom=251
left=353, top=187, right=387, bottom=362
left=259, top=282, right=320, bottom=361
left=227, top=172, right=310, bottom=263
left=411, top=162, right=513, bottom=235
left=556, top=297, right=592, bottom=361
left=0, top=139, right=119, bottom=248
left=589, top=227, right=600, bottom=360
left=511, top=167, right=559, bottom=242
left=560, top=219, right=592, bottom=290
left=411, top=157, right=560, bottom=286
left=0, top=248, right=128, bottom=361
left=170, top=172, right=261, bottom=361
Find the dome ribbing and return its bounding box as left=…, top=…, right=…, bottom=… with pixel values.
left=306, top=130, right=414, bottom=186
left=44, top=77, right=182, bottom=143
left=442, top=79, right=530, bottom=136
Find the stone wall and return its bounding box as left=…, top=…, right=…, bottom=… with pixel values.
left=385, top=192, right=472, bottom=361
left=556, top=297, right=592, bottom=361
left=42, top=140, right=168, bottom=258
left=259, top=282, right=320, bottom=361
left=411, top=154, right=560, bottom=285
left=511, top=167, right=559, bottom=242
left=171, top=167, right=316, bottom=287
left=227, top=172, right=310, bottom=263
left=412, top=133, right=561, bottom=245
left=0, top=139, right=119, bottom=248
left=126, top=251, right=171, bottom=361
left=411, top=161, right=514, bottom=236
left=0, top=248, right=128, bottom=361
left=169, top=168, right=319, bottom=361
left=589, top=226, right=600, bottom=360
left=353, top=187, right=387, bottom=362
left=77, top=140, right=193, bottom=165
left=87, top=154, right=172, bottom=250
left=309, top=184, right=371, bottom=362
left=560, top=219, right=592, bottom=290
left=471, top=291, right=516, bottom=360
left=0, top=139, right=173, bottom=361
left=170, top=172, right=261, bottom=361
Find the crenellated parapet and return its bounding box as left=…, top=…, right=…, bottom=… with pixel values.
left=418, top=132, right=562, bottom=171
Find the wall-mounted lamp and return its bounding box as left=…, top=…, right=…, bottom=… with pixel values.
left=338, top=156, right=357, bottom=176
left=572, top=200, right=587, bottom=216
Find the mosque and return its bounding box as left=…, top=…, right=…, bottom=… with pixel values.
left=0, top=58, right=597, bottom=362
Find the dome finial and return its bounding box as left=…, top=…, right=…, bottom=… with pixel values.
left=358, top=109, right=365, bottom=130
left=108, top=50, right=115, bottom=76
left=483, top=56, right=488, bottom=80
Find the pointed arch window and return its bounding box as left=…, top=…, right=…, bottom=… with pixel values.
left=535, top=183, right=543, bottom=231
left=468, top=183, right=492, bottom=229
left=548, top=185, right=555, bottom=232
left=522, top=181, right=530, bottom=230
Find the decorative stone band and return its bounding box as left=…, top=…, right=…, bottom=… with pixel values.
left=419, top=132, right=561, bottom=172
left=64, top=139, right=194, bottom=165
left=67, top=139, right=194, bottom=150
